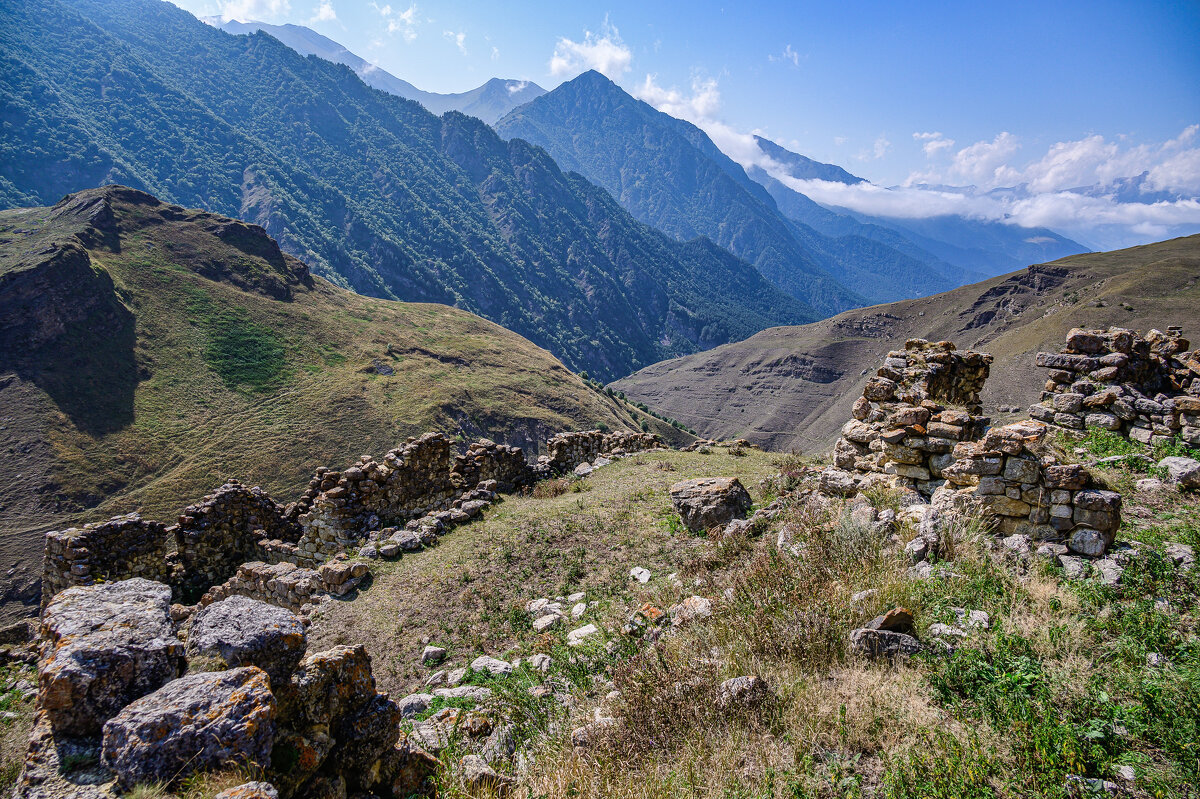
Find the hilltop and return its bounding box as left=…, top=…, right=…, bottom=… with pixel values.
left=612, top=235, right=1200, bottom=451
left=0, top=186, right=692, bottom=620
left=0, top=0, right=810, bottom=381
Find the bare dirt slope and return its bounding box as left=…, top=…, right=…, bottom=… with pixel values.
left=612, top=235, right=1200, bottom=452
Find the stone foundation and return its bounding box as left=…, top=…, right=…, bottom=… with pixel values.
left=41, top=514, right=170, bottom=607
left=1028, top=327, right=1200, bottom=446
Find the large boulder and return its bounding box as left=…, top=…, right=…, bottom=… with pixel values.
left=669, top=477, right=753, bottom=532
left=39, top=578, right=185, bottom=736
left=187, top=595, right=307, bottom=685
left=1158, top=456, right=1200, bottom=489
left=101, top=667, right=276, bottom=789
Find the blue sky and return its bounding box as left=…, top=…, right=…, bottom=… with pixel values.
left=171, top=0, right=1200, bottom=247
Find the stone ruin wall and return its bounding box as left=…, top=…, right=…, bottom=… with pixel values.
left=200, top=558, right=370, bottom=614
left=41, top=428, right=664, bottom=610
left=539, top=430, right=663, bottom=474
left=829, top=338, right=1122, bottom=556
left=1028, top=326, right=1200, bottom=447
left=42, top=514, right=171, bottom=602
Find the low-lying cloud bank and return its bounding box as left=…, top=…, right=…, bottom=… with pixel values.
left=629, top=73, right=1200, bottom=250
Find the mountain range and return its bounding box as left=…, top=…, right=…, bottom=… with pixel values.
left=0, top=0, right=814, bottom=382
left=612, top=234, right=1200, bottom=451
left=211, top=19, right=546, bottom=124
left=496, top=71, right=969, bottom=308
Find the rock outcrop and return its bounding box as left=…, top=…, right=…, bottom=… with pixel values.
left=186, top=596, right=307, bottom=684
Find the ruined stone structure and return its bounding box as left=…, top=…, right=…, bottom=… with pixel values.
left=42, top=514, right=171, bottom=603
left=1029, top=327, right=1200, bottom=447
left=174, top=481, right=301, bottom=600
left=538, top=430, right=663, bottom=474
left=827, top=338, right=1122, bottom=556
left=18, top=580, right=436, bottom=798
left=41, top=429, right=665, bottom=611
left=201, top=559, right=370, bottom=614
left=834, top=339, right=993, bottom=495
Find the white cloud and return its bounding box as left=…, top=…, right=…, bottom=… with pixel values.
left=913, top=131, right=955, bottom=157
left=635, top=74, right=721, bottom=123
left=768, top=44, right=800, bottom=67
left=856, top=135, right=891, bottom=161
left=507, top=80, right=528, bottom=94
left=309, top=0, right=335, bottom=22
left=444, top=30, right=466, bottom=54
left=217, top=0, right=289, bottom=22
left=491, top=45, right=500, bottom=61
left=549, top=17, right=632, bottom=78
left=375, top=2, right=418, bottom=42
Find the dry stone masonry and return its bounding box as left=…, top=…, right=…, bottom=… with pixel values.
left=1029, top=327, right=1200, bottom=446
left=833, top=339, right=993, bottom=495
left=41, top=429, right=665, bottom=615
left=825, top=338, right=1122, bottom=556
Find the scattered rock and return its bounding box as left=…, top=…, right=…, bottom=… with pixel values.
left=533, top=613, right=563, bottom=632
left=669, top=477, right=753, bottom=532
left=848, top=628, right=921, bottom=659
left=670, top=595, right=713, bottom=626
left=461, top=753, right=515, bottom=795
left=567, top=624, right=600, bottom=647
left=101, top=667, right=275, bottom=789
left=1158, top=456, right=1200, bottom=489
left=864, top=607, right=915, bottom=636
left=398, top=692, right=435, bottom=719
left=526, top=653, right=552, bottom=673
left=629, top=567, right=651, bottom=583
left=214, top=782, right=279, bottom=799
left=1164, top=542, right=1195, bottom=569
left=470, top=655, right=513, bottom=677
left=421, top=645, right=447, bottom=665
left=1135, top=477, right=1164, bottom=493
left=1058, top=555, right=1090, bottom=580
left=716, top=676, right=773, bottom=709
left=434, top=685, right=492, bottom=701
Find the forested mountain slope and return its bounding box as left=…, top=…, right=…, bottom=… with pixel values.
left=0, top=0, right=809, bottom=381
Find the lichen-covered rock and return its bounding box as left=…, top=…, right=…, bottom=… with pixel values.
left=669, top=477, right=753, bottom=532
left=39, top=579, right=185, bottom=736
left=101, top=667, right=276, bottom=789
left=214, top=782, right=279, bottom=799
left=716, top=676, right=773, bottom=709
left=187, top=595, right=307, bottom=685
left=848, top=628, right=922, bottom=659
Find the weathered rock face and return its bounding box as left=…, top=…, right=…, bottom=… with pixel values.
left=101, top=667, right=276, bottom=789
left=39, top=579, right=185, bottom=736
left=1029, top=327, right=1200, bottom=447
left=186, top=596, right=307, bottom=685
left=670, top=477, right=753, bottom=532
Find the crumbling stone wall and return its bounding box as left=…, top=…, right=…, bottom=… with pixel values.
left=40, top=428, right=662, bottom=608
left=200, top=559, right=370, bottom=614
left=1029, top=327, right=1200, bottom=446
left=452, top=439, right=534, bottom=492
left=538, top=430, right=663, bottom=474
left=834, top=340, right=992, bottom=495
left=826, top=338, right=1121, bottom=556
left=41, top=514, right=170, bottom=607
left=293, top=433, right=459, bottom=566
left=173, top=481, right=300, bottom=600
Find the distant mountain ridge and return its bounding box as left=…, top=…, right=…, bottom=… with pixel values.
left=612, top=234, right=1200, bottom=452
left=210, top=18, right=546, bottom=123
left=747, top=137, right=1088, bottom=277
left=496, top=71, right=981, bottom=308
left=1, top=0, right=812, bottom=381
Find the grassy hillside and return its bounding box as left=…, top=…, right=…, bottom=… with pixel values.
left=0, top=186, right=691, bottom=619
left=612, top=235, right=1200, bottom=452
left=0, top=0, right=811, bottom=382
